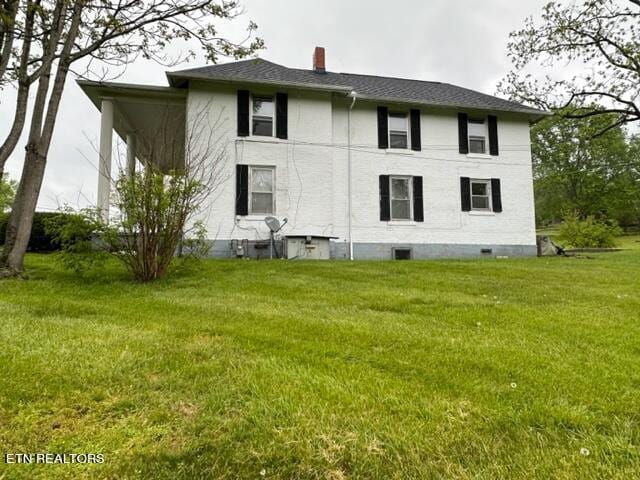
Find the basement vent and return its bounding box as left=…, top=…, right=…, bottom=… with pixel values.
left=481, top=248, right=493, bottom=255
left=393, top=248, right=412, bottom=260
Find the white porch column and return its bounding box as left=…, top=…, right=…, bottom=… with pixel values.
left=126, top=133, right=137, bottom=177
left=97, top=98, right=114, bottom=220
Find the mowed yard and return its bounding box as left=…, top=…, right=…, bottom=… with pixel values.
left=1, top=241, right=639, bottom=479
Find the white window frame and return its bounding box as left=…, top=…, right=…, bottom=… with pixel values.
left=249, top=166, right=276, bottom=215
left=389, top=175, right=413, bottom=220
left=468, top=118, right=488, bottom=154
left=470, top=179, right=492, bottom=212
left=388, top=112, right=410, bottom=149
left=251, top=95, right=275, bottom=137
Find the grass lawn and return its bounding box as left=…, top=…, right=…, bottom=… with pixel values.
left=1, top=248, right=639, bottom=479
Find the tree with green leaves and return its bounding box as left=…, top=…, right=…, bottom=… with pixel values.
left=0, top=1, right=263, bottom=276
left=0, top=174, right=15, bottom=212
left=531, top=110, right=640, bottom=227
left=499, top=0, right=640, bottom=136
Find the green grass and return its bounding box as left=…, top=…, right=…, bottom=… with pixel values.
left=1, top=250, right=639, bottom=479
left=616, top=234, right=640, bottom=250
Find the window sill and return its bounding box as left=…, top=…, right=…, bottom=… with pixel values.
left=466, top=153, right=494, bottom=159
left=387, top=220, right=417, bottom=226
left=467, top=210, right=495, bottom=216
left=237, top=214, right=275, bottom=221
left=385, top=148, right=414, bottom=155
left=238, top=136, right=282, bottom=143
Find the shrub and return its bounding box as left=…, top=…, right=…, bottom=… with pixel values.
left=102, top=168, right=211, bottom=281
left=557, top=211, right=622, bottom=248
left=44, top=207, right=106, bottom=273
left=0, top=212, right=65, bottom=251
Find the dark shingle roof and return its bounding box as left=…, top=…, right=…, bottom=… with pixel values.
left=167, top=58, right=546, bottom=117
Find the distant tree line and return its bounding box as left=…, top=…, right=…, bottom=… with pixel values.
left=500, top=0, right=640, bottom=230
left=532, top=110, right=640, bottom=229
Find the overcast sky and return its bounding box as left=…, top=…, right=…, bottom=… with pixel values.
left=0, top=0, right=549, bottom=210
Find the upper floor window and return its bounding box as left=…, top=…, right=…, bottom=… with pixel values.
left=252, top=97, right=274, bottom=136
left=378, top=106, right=421, bottom=151
left=470, top=179, right=492, bottom=211
left=250, top=166, right=275, bottom=214
left=468, top=118, right=487, bottom=154
left=388, top=113, right=409, bottom=149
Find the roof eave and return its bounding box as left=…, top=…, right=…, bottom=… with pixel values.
left=165, top=72, right=352, bottom=94
left=349, top=93, right=549, bottom=119
left=77, top=79, right=186, bottom=96
left=76, top=79, right=187, bottom=112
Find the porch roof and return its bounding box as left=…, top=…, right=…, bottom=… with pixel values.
left=77, top=80, right=187, bottom=172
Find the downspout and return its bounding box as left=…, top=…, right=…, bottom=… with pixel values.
left=347, top=91, right=357, bottom=261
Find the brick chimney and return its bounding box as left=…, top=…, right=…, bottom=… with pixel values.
left=313, top=46, right=326, bottom=73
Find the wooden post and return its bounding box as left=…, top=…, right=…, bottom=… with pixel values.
left=126, top=133, right=137, bottom=177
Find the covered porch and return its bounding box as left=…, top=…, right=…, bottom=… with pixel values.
left=77, top=80, right=187, bottom=215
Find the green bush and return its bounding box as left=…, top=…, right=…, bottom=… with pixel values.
left=557, top=211, right=622, bottom=248
left=0, top=211, right=66, bottom=251
left=44, top=207, right=106, bottom=273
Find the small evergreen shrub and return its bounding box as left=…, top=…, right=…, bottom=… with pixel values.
left=557, top=211, right=622, bottom=248
left=0, top=212, right=65, bottom=251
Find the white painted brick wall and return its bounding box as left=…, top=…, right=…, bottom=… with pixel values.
left=187, top=83, right=537, bottom=249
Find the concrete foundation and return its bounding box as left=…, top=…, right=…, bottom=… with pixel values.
left=205, top=240, right=537, bottom=260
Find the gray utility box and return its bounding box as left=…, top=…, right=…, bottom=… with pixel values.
left=284, top=235, right=335, bottom=260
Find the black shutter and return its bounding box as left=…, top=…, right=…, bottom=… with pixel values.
left=235, top=165, right=249, bottom=215
left=413, top=176, right=424, bottom=222
left=276, top=92, right=288, bottom=139
left=488, top=115, right=499, bottom=156
left=379, top=175, right=390, bottom=221
left=377, top=106, right=388, bottom=149
left=410, top=109, right=421, bottom=151
left=458, top=113, right=469, bottom=154
left=460, top=177, right=471, bottom=211
left=491, top=178, right=502, bottom=212
left=237, top=90, right=250, bottom=137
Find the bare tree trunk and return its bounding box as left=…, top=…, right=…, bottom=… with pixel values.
left=0, top=68, right=52, bottom=273
left=0, top=0, right=20, bottom=83
left=0, top=1, right=66, bottom=177
left=0, top=81, right=29, bottom=177
left=0, top=147, right=46, bottom=272
left=0, top=0, right=41, bottom=177
left=0, top=2, right=81, bottom=274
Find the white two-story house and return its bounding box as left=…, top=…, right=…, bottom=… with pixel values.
left=79, top=47, right=546, bottom=260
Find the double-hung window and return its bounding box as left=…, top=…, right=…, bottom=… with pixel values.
left=390, top=176, right=412, bottom=220
left=470, top=179, right=492, bottom=211
left=388, top=113, right=409, bottom=149
left=468, top=118, right=487, bottom=154
left=249, top=166, right=275, bottom=214
left=252, top=97, right=274, bottom=136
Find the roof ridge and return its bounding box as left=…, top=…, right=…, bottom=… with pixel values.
left=168, top=57, right=286, bottom=75
left=287, top=66, right=443, bottom=85
left=339, top=71, right=442, bottom=85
